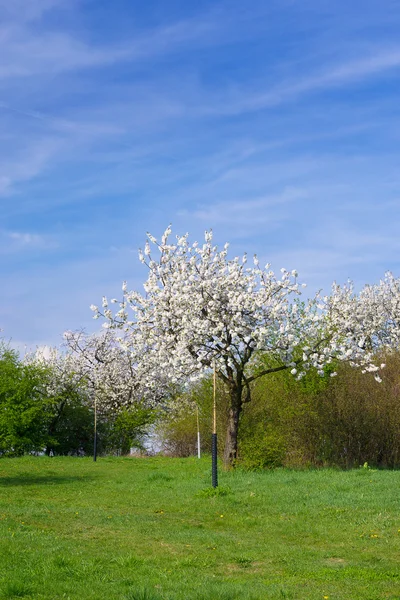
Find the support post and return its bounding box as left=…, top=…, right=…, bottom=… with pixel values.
left=196, top=405, right=201, bottom=459
left=212, top=364, right=218, bottom=487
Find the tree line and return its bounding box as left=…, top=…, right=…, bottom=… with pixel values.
left=0, top=345, right=154, bottom=457
left=2, top=340, right=399, bottom=469
left=2, top=226, right=400, bottom=466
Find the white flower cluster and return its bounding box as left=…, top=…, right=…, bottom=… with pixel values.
left=62, top=329, right=170, bottom=410
left=90, top=226, right=399, bottom=391
left=24, top=344, right=88, bottom=400
left=319, top=272, right=400, bottom=382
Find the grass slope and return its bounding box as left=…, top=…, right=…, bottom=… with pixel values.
left=0, top=457, right=399, bottom=600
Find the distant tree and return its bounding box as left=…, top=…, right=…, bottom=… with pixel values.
left=26, top=332, right=162, bottom=456
left=63, top=329, right=169, bottom=410
left=24, top=344, right=91, bottom=455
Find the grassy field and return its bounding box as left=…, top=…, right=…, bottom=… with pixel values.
left=0, top=457, right=399, bottom=600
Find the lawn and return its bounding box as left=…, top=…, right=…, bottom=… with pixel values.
left=0, top=456, right=399, bottom=600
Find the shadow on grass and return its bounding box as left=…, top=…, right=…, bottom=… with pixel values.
left=0, top=473, right=95, bottom=487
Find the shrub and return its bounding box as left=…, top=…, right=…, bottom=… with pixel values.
left=155, top=352, right=400, bottom=469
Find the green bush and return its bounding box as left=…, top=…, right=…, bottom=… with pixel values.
left=0, top=346, right=56, bottom=456
left=239, top=354, right=400, bottom=469
left=102, top=406, right=156, bottom=455
left=239, top=426, right=286, bottom=469
left=159, top=352, right=400, bottom=469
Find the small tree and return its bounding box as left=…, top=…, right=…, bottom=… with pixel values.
left=63, top=329, right=169, bottom=409
left=24, top=344, right=92, bottom=455
left=93, top=227, right=392, bottom=467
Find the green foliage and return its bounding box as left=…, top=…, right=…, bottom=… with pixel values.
left=0, top=344, right=156, bottom=458
left=239, top=353, right=400, bottom=469
left=160, top=352, right=400, bottom=470
left=0, top=346, right=56, bottom=456
left=310, top=354, right=400, bottom=468
left=45, top=391, right=95, bottom=456
left=102, top=406, right=156, bottom=455
left=238, top=367, right=321, bottom=469
left=3, top=336, right=399, bottom=468
left=46, top=402, right=156, bottom=457
left=239, top=425, right=286, bottom=470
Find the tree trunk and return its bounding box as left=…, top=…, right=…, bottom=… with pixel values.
left=45, top=399, right=67, bottom=456
left=223, top=385, right=243, bottom=468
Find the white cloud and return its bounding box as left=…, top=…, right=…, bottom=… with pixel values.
left=8, top=232, right=44, bottom=245
left=0, top=230, right=57, bottom=254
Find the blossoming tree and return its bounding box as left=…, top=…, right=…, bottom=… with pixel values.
left=92, top=227, right=393, bottom=467
left=62, top=329, right=166, bottom=411
left=27, top=330, right=170, bottom=456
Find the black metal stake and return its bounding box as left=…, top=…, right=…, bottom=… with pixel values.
left=93, top=431, right=97, bottom=462
left=212, top=432, right=218, bottom=488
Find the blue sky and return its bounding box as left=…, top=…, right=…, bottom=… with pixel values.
left=1, top=0, right=400, bottom=350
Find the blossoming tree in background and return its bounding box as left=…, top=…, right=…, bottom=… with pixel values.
left=92, top=226, right=395, bottom=467
left=63, top=330, right=172, bottom=457
left=62, top=329, right=168, bottom=411
left=23, top=345, right=91, bottom=455
left=369, top=272, right=400, bottom=351
left=25, top=345, right=88, bottom=411
left=26, top=330, right=171, bottom=456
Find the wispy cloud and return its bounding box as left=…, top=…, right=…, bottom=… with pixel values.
left=178, top=187, right=308, bottom=229
left=0, top=4, right=247, bottom=80
left=197, top=47, right=400, bottom=116
left=8, top=231, right=46, bottom=245
left=0, top=229, right=57, bottom=254
left=0, top=0, right=68, bottom=22
left=0, top=137, right=62, bottom=197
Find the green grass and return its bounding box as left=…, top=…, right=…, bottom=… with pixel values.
left=0, top=457, right=399, bottom=600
